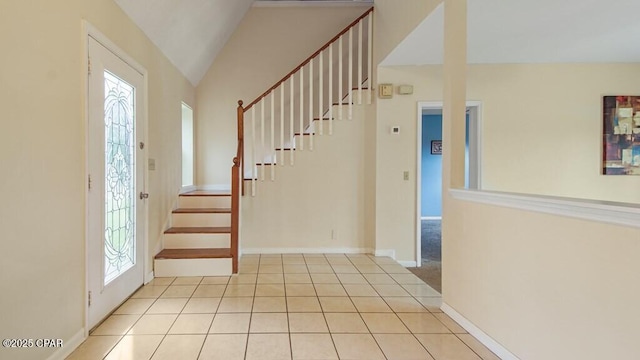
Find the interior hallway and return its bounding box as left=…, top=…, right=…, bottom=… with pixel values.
left=67, top=254, right=498, bottom=360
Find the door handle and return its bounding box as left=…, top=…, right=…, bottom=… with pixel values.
left=139, top=192, right=149, bottom=200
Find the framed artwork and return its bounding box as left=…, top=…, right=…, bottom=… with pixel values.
left=431, top=140, right=442, bottom=155
left=602, top=96, right=640, bottom=175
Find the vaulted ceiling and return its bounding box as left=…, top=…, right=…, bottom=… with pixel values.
left=382, top=0, right=640, bottom=66
left=114, top=0, right=640, bottom=85
left=113, top=0, right=371, bottom=86
left=113, top=0, right=255, bottom=86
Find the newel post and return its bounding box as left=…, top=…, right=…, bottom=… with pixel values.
left=237, top=100, right=244, bottom=143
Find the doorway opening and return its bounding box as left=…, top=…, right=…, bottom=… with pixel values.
left=182, top=102, right=194, bottom=188
left=411, top=101, right=482, bottom=293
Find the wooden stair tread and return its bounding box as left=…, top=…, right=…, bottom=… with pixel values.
left=173, top=208, right=231, bottom=214
left=180, top=190, right=230, bottom=197
left=165, top=227, right=231, bottom=234
left=155, top=248, right=232, bottom=260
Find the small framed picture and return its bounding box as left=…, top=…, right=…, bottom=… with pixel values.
left=431, top=140, right=442, bottom=155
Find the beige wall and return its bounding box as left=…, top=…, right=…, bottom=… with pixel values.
left=0, top=1, right=194, bottom=359
left=375, top=63, right=640, bottom=262
left=376, top=61, right=640, bottom=358
left=444, top=199, right=640, bottom=359
left=196, top=5, right=371, bottom=186
left=469, top=63, right=640, bottom=201
left=242, top=104, right=369, bottom=252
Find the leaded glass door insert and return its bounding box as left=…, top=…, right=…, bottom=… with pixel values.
left=87, top=35, right=146, bottom=330
left=103, top=70, right=136, bottom=285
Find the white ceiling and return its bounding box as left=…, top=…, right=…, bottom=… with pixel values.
left=382, top=0, right=640, bottom=66
left=114, top=0, right=254, bottom=86
left=114, top=0, right=372, bottom=86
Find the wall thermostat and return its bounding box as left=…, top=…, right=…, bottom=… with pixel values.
left=398, top=84, right=414, bottom=95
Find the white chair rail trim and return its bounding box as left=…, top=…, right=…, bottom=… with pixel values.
left=450, top=189, right=640, bottom=229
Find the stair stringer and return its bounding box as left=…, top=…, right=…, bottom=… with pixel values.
left=241, top=103, right=371, bottom=254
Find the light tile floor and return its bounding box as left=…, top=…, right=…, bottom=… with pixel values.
left=68, top=254, right=500, bottom=360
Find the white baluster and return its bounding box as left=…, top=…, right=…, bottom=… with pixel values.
left=339, top=35, right=343, bottom=121
left=358, top=19, right=363, bottom=105
left=251, top=106, right=256, bottom=196
left=290, top=74, right=294, bottom=165
left=299, top=65, right=304, bottom=151
left=260, top=99, right=265, bottom=181
left=280, top=84, right=284, bottom=166
left=309, top=58, right=314, bottom=150
left=367, top=13, right=373, bottom=105
left=349, top=28, right=353, bottom=120
left=270, top=92, right=275, bottom=181
left=329, top=42, right=333, bottom=135
left=319, top=50, right=323, bottom=136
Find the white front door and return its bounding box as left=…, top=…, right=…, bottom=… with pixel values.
left=87, top=36, right=146, bottom=329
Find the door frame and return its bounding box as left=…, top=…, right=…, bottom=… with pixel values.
left=415, top=101, right=482, bottom=265
left=82, top=21, right=150, bottom=336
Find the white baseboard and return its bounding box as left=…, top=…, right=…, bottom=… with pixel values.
left=144, top=271, right=154, bottom=284
left=242, top=247, right=372, bottom=255
left=398, top=260, right=417, bottom=267
left=441, top=303, right=519, bottom=360
left=254, top=1, right=373, bottom=8
left=374, top=249, right=396, bottom=259
left=198, top=184, right=231, bottom=191
left=45, top=328, right=85, bottom=360
left=421, top=216, right=442, bottom=220
left=180, top=185, right=197, bottom=194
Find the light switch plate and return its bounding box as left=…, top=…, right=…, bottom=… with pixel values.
left=391, top=126, right=400, bottom=134
left=148, top=158, right=156, bottom=171
left=378, top=83, right=393, bottom=99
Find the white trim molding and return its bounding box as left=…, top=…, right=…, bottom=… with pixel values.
left=144, top=271, right=154, bottom=285
left=416, top=101, right=483, bottom=265
left=398, top=260, right=418, bottom=267
left=441, top=303, right=520, bottom=360
left=180, top=185, right=197, bottom=194
left=374, top=249, right=396, bottom=259
left=450, top=189, right=640, bottom=229
left=243, top=247, right=373, bottom=255
left=254, top=1, right=373, bottom=8
left=199, top=184, right=231, bottom=192
left=45, top=328, right=85, bottom=360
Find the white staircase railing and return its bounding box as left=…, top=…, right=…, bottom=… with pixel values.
left=235, top=7, right=374, bottom=198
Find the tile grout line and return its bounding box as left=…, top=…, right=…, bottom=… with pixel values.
left=347, top=255, right=390, bottom=360
left=98, top=277, right=176, bottom=359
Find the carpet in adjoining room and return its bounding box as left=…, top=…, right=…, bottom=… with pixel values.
left=407, top=219, right=442, bottom=293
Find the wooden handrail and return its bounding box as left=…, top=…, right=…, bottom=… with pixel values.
left=230, top=159, right=239, bottom=274
left=243, top=7, right=374, bottom=111
left=231, top=101, right=244, bottom=274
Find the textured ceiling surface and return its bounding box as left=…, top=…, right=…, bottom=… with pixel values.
left=115, top=0, right=639, bottom=84
left=382, top=0, right=640, bottom=66
left=114, top=0, right=254, bottom=86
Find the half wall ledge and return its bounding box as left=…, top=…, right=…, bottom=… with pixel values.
left=449, top=189, right=640, bottom=229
